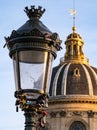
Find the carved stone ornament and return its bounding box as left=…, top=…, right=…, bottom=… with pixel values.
left=59, top=111, right=66, bottom=117
left=49, top=110, right=66, bottom=118
left=50, top=112, right=57, bottom=118
left=87, top=110, right=95, bottom=118
left=72, top=111, right=83, bottom=116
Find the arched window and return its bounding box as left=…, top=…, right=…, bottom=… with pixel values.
left=68, top=45, right=71, bottom=55
left=74, top=45, right=77, bottom=56
left=69, top=121, right=86, bottom=130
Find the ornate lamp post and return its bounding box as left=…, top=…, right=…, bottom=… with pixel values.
left=5, top=5, right=61, bottom=130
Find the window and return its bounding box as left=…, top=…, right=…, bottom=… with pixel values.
left=69, top=121, right=86, bottom=130
left=68, top=45, right=71, bottom=55
left=73, top=68, right=80, bottom=77
left=74, top=45, right=77, bottom=55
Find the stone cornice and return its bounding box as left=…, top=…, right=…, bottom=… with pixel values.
left=48, top=95, right=97, bottom=105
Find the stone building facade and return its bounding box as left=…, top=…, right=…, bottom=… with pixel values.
left=46, top=26, right=97, bottom=130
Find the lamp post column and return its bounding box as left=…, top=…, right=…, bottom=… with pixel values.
left=24, top=110, right=36, bottom=130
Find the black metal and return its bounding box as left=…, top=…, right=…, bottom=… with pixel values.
left=24, top=6, right=45, bottom=20
left=24, top=109, right=47, bottom=130
left=5, top=5, right=62, bottom=59
left=24, top=110, right=36, bottom=130
left=43, top=52, right=51, bottom=93
left=15, top=89, right=44, bottom=97
left=16, top=51, right=21, bottom=89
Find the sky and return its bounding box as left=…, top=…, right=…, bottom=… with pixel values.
left=1, top=0, right=97, bottom=129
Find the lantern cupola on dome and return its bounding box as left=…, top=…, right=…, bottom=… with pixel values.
left=61, top=26, right=89, bottom=65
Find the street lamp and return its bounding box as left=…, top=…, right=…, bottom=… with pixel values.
left=5, top=5, right=61, bottom=130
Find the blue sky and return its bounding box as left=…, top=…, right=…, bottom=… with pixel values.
left=1, top=0, right=97, bottom=129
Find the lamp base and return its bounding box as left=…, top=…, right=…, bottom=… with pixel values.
left=15, top=90, right=48, bottom=129
left=15, top=93, right=48, bottom=112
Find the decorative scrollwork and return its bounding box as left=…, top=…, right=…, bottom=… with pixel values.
left=24, top=6, right=45, bottom=19
left=50, top=112, right=57, bottom=118
left=87, top=110, right=95, bottom=118
left=59, top=110, right=66, bottom=117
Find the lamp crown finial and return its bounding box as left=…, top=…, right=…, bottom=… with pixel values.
left=24, top=6, right=45, bottom=20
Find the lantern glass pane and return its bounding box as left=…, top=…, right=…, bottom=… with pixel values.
left=19, top=50, right=53, bottom=93
left=12, top=50, right=54, bottom=96
left=19, top=60, right=44, bottom=91
left=13, top=59, right=18, bottom=91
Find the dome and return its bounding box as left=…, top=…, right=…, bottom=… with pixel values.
left=49, top=26, right=97, bottom=100
left=48, top=32, right=97, bottom=128
left=50, top=63, right=97, bottom=96
left=47, top=21, right=97, bottom=130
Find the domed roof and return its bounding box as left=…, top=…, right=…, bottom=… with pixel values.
left=49, top=26, right=97, bottom=98
left=5, top=5, right=62, bottom=57
left=6, top=6, right=52, bottom=41
left=65, top=27, right=83, bottom=43
left=49, top=63, right=97, bottom=96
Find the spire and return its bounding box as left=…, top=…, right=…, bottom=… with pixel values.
left=73, top=0, right=76, bottom=27
left=70, top=0, right=77, bottom=33
left=72, top=26, right=76, bottom=33
left=60, top=0, right=89, bottom=65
